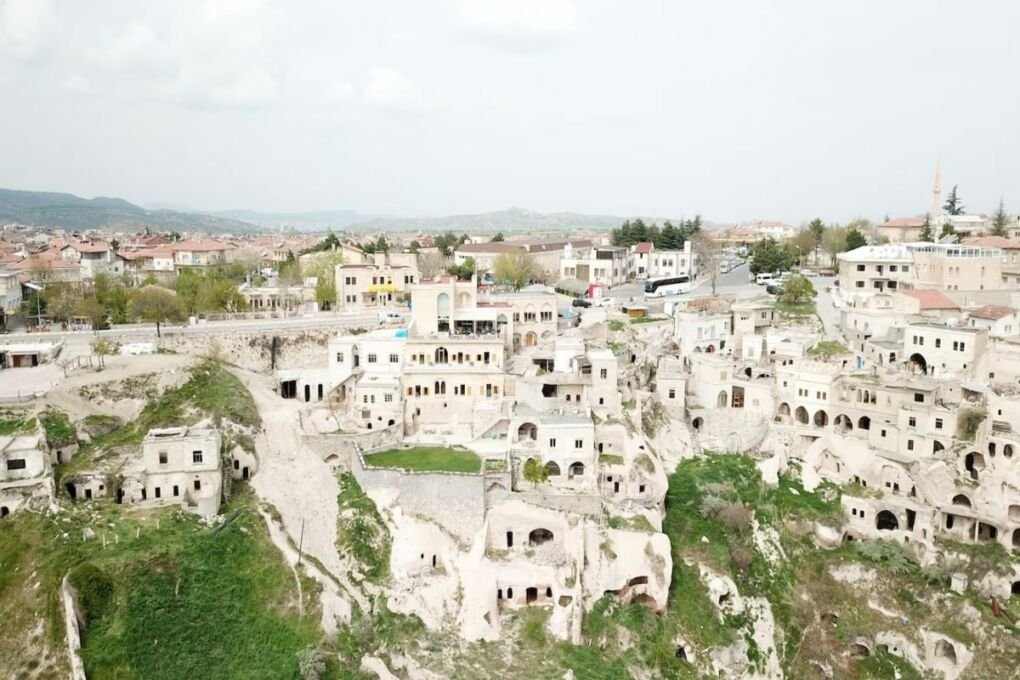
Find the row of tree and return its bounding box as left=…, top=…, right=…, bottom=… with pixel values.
left=610, top=217, right=703, bottom=250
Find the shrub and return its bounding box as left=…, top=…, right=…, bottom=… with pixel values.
left=68, top=562, right=114, bottom=627
left=730, top=545, right=754, bottom=572
left=717, top=503, right=753, bottom=533
left=297, top=647, right=328, bottom=680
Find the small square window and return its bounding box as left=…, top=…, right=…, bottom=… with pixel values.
left=574, top=439, right=583, bottom=449
left=908, top=417, right=916, bottom=427
left=159, top=451, right=168, bottom=464
left=192, top=450, right=203, bottom=464
left=935, top=418, right=943, bottom=429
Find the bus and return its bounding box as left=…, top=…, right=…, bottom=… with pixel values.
left=644, top=275, right=691, bottom=297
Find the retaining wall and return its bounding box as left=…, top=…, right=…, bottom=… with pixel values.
left=303, top=424, right=403, bottom=467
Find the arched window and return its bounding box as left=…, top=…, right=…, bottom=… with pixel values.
left=545, top=461, right=561, bottom=476
left=858, top=416, right=871, bottom=430
left=569, top=462, right=585, bottom=477
left=435, top=347, right=449, bottom=364
left=437, top=293, right=450, bottom=317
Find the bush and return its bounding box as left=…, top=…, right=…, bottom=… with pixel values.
left=730, top=545, right=754, bottom=572
left=717, top=503, right=753, bottom=533
left=297, top=647, right=328, bottom=680
left=68, top=562, right=114, bottom=626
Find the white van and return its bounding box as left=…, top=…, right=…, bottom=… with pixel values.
left=756, top=273, right=777, bottom=285
left=378, top=310, right=403, bottom=324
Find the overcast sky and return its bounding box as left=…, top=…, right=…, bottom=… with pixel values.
left=0, top=0, right=1018, bottom=224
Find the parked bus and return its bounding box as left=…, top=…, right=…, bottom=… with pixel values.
left=644, top=275, right=691, bottom=297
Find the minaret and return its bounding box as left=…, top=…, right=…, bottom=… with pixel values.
left=931, top=160, right=943, bottom=234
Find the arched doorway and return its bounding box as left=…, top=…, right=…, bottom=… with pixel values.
left=568, top=462, right=585, bottom=478
left=858, top=416, right=871, bottom=430
left=965, top=452, right=985, bottom=480
left=813, top=410, right=829, bottom=427
left=517, top=422, right=537, bottom=441
left=691, top=417, right=703, bottom=431
left=778, top=402, right=791, bottom=417
left=525, top=332, right=537, bottom=347
left=795, top=407, right=809, bottom=424
left=529, top=528, right=554, bottom=546
left=876, top=510, right=899, bottom=531
left=909, top=353, right=928, bottom=375
left=545, top=461, right=561, bottom=477
left=951, top=494, right=971, bottom=507
left=834, top=414, right=852, bottom=432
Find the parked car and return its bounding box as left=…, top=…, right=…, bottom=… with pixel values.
left=766, top=283, right=782, bottom=295
left=593, top=297, right=615, bottom=308
left=572, top=298, right=592, bottom=308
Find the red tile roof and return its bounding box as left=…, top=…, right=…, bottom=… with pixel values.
left=963, top=236, right=1020, bottom=250
left=634, top=242, right=653, bottom=254
left=171, top=240, right=235, bottom=252
left=64, top=241, right=110, bottom=254
left=970, top=304, right=1015, bottom=321
left=900, top=289, right=959, bottom=310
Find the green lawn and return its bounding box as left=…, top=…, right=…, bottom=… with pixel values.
left=365, top=446, right=481, bottom=473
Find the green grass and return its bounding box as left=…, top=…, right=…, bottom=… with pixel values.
left=0, top=489, right=332, bottom=680
left=630, top=316, right=668, bottom=324
left=337, top=473, right=391, bottom=582
left=40, top=409, right=76, bottom=447
left=365, top=446, right=481, bottom=473
left=599, top=454, right=625, bottom=466
left=775, top=300, right=817, bottom=317
left=607, top=319, right=625, bottom=332
left=0, top=413, right=35, bottom=435
left=809, top=340, right=850, bottom=358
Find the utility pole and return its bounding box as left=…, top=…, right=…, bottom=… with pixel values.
left=297, top=517, right=305, bottom=568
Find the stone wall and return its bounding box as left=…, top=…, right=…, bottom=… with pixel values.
left=60, top=574, right=87, bottom=680
left=352, top=450, right=485, bottom=543
left=514, top=490, right=603, bottom=517
left=154, top=327, right=337, bottom=372
left=303, top=424, right=403, bottom=466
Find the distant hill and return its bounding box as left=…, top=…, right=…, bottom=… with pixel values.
left=210, top=209, right=370, bottom=230
left=343, top=207, right=619, bottom=233
left=0, top=188, right=262, bottom=234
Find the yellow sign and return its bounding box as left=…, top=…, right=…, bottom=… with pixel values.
left=368, top=284, right=397, bottom=293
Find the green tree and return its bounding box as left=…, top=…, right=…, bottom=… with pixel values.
left=435, top=231, right=467, bottom=257
left=493, top=250, right=539, bottom=290
left=749, top=238, right=794, bottom=275
left=91, top=337, right=116, bottom=370
left=43, top=284, right=80, bottom=325
left=778, top=275, right=816, bottom=305
left=446, top=257, right=476, bottom=281
left=408, top=240, right=421, bottom=254
left=820, top=226, right=849, bottom=268
left=522, top=458, right=548, bottom=487
left=491, top=232, right=505, bottom=242
left=131, top=286, right=185, bottom=337
left=991, top=198, right=1009, bottom=237
left=943, top=185, right=964, bottom=215
left=373, top=235, right=390, bottom=253
left=691, top=231, right=722, bottom=294
left=919, top=213, right=933, bottom=241
left=77, top=297, right=108, bottom=331
left=315, top=276, right=336, bottom=310
left=845, top=228, right=867, bottom=250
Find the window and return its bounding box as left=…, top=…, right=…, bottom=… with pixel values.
left=914, top=393, right=924, bottom=403
left=524, top=312, right=536, bottom=322
left=192, top=450, right=203, bottom=464
left=908, top=417, right=916, bottom=427
left=890, top=265, right=898, bottom=272
left=6, top=459, right=26, bottom=470
left=540, top=311, right=553, bottom=321
left=935, top=418, right=943, bottom=429
left=159, top=451, right=168, bottom=464
left=668, top=389, right=676, bottom=399
left=389, top=353, right=399, bottom=363
left=384, top=394, right=393, bottom=403
left=902, top=266, right=909, bottom=272
left=959, top=342, right=965, bottom=352
left=935, top=338, right=941, bottom=348
left=513, top=312, right=520, bottom=322
left=907, top=439, right=914, bottom=451
left=549, top=438, right=557, bottom=448
left=194, top=480, right=201, bottom=491
left=173, top=485, right=179, bottom=496
left=336, top=352, right=344, bottom=362
left=952, top=341, right=958, bottom=351
left=855, top=281, right=864, bottom=288
left=575, top=439, right=583, bottom=449
left=600, top=368, right=608, bottom=379
left=881, top=429, right=887, bottom=437
left=363, top=395, right=369, bottom=403
left=856, top=264, right=865, bottom=271
left=367, top=353, right=377, bottom=363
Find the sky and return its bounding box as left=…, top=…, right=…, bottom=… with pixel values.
left=0, top=0, right=1018, bottom=224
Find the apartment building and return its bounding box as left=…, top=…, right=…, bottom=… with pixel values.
left=560, top=245, right=630, bottom=287
left=59, top=241, right=125, bottom=279
left=837, top=244, right=914, bottom=299
left=903, top=322, right=987, bottom=378
left=967, top=305, right=1020, bottom=338
left=910, top=242, right=1004, bottom=291
left=336, top=262, right=418, bottom=309
left=455, top=238, right=593, bottom=280
left=171, top=240, right=236, bottom=270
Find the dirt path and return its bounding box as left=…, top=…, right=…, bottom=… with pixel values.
left=231, top=369, right=370, bottom=620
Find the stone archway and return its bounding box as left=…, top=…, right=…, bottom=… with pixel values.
left=795, top=406, right=809, bottom=424
left=529, top=528, right=554, bottom=546
left=909, top=352, right=928, bottom=375
left=813, top=410, right=828, bottom=427
left=876, top=510, right=899, bottom=531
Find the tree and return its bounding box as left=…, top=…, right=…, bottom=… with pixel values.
left=941, top=222, right=956, bottom=238
left=991, top=198, right=1009, bottom=237
left=820, top=226, right=849, bottom=268
left=919, top=214, right=933, bottom=241
left=691, top=231, right=722, bottom=294
left=491, top=232, right=505, bottom=242
left=522, top=458, right=548, bottom=487
left=435, top=231, right=468, bottom=257
left=807, top=218, right=825, bottom=244
left=408, top=240, right=421, bottom=254
left=493, top=250, right=538, bottom=291
left=315, top=276, right=336, bottom=311
left=793, top=229, right=818, bottom=264
left=131, top=286, right=185, bottom=337
left=943, top=185, right=964, bottom=215
left=778, top=275, right=816, bottom=305
left=446, top=257, right=476, bottom=281
left=43, top=284, right=81, bottom=325
left=77, top=297, right=108, bottom=331
left=749, top=238, right=794, bottom=275
left=845, top=228, right=867, bottom=250
left=417, top=252, right=448, bottom=279
left=91, top=337, right=115, bottom=370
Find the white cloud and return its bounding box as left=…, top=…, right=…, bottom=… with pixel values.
left=325, top=68, right=431, bottom=114
left=60, top=74, right=95, bottom=95
left=0, top=0, right=55, bottom=61
left=91, top=22, right=174, bottom=76
left=455, top=0, right=576, bottom=47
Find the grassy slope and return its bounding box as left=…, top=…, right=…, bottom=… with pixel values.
left=365, top=446, right=481, bottom=473
left=0, top=361, right=329, bottom=680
